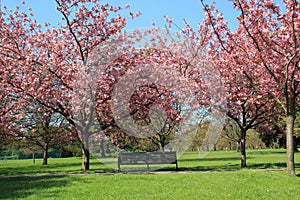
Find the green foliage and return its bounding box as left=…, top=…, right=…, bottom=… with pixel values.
left=187, top=122, right=209, bottom=151
left=187, top=121, right=267, bottom=151
left=61, top=141, right=82, bottom=158
left=0, top=148, right=64, bottom=160
left=0, top=137, right=82, bottom=161
left=217, top=129, right=266, bottom=151
left=0, top=149, right=21, bottom=160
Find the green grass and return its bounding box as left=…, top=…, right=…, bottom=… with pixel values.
left=0, top=149, right=299, bottom=175
left=0, top=149, right=300, bottom=199
left=0, top=157, right=115, bottom=175
left=178, top=149, right=296, bottom=171
left=0, top=170, right=299, bottom=199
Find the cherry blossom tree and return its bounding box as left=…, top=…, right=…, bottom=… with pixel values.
left=223, top=88, right=277, bottom=168
left=0, top=0, right=130, bottom=170
left=167, top=8, right=277, bottom=167
left=200, top=0, right=299, bottom=175
left=212, top=42, right=279, bottom=168
left=94, top=48, right=184, bottom=152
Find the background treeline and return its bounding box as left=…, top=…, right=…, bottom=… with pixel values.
left=2, top=118, right=299, bottom=161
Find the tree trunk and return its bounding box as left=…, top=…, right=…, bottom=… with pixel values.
left=81, top=134, right=90, bottom=170
left=160, top=143, right=165, bottom=152
left=32, top=151, right=35, bottom=164
left=100, top=138, right=105, bottom=158
left=286, top=114, right=296, bottom=176
left=82, top=146, right=90, bottom=170
left=240, top=130, right=247, bottom=168
left=43, top=143, right=49, bottom=165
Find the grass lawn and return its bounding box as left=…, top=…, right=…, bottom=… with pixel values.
left=1, top=149, right=299, bottom=175
left=0, top=170, right=299, bottom=200
left=0, top=149, right=300, bottom=199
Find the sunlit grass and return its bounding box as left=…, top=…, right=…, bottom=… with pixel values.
left=178, top=149, right=296, bottom=171
left=0, top=149, right=299, bottom=175
left=0, top=170, right=299, bottom=200
left=0, top=149, right=299, bottom=199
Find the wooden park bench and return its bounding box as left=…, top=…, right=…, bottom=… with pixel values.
left=118, top=151, right=178, bottom=172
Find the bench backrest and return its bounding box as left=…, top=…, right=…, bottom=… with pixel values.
left=118, top=152, right=148, bottom=164
left=147, top=152, right=177, bottom=164
left=118, top=151, right=177, bottom=164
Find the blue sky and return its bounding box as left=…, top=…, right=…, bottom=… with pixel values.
left=1, top=0, right=240, bottom=31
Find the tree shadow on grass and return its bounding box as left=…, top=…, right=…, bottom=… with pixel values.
left=247, top=162, right=300, bottom=169
left=159, top=161, right=300, bottom=172
left=161, top=164, right=240, bottom=172
left=179, top=156, right=243, bottom=163
left=247, top=150, right=286, bottom=155
left=247, top=162, right=287, bottom=169
left=0, top=175, right=76, bottom=199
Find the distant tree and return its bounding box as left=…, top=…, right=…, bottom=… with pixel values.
left=13, top=103, right=73, bottom=165
left=187, top=122, right=210, bottom=151
left=220, top=119, right=266, bottom=151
